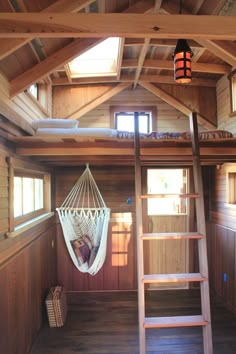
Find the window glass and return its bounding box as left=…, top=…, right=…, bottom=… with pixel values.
left=14, top=175, right=44, bottom=220
left=115, top=112, right=151, bottom=133
left=14, top=177, right=23, bottom=217
left=28, top=83, right=38, bottom=100
left=147, top=168, right=188, bottom=215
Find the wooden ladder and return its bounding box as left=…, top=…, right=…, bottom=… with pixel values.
left=134, top=112, right=213, bottom=354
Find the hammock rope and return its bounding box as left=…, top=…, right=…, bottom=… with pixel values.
left=56, top=164, right=110, bottom=275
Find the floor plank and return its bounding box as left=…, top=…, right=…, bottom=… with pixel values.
left=30, top=289, right=236, bottom=354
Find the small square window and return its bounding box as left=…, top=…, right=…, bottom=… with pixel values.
left=115, top=112, right=152, bottom=133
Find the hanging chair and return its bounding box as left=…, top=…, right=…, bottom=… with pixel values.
left=56, top=164, right=110, bottom=275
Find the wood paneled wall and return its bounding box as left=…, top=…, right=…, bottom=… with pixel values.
left=0, top=219, right=57, bottom=354
left=52, top=84, right=217, bottom=131
left=0, top=140, right=57, bottom=354
left=217, top=74, right=236, bottom=134
left=205, top=163, right=236, bottom=312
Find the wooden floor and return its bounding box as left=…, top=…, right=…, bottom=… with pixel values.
left=31, top=289, right=236, bottom=354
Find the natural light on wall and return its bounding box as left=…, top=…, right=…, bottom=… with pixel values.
left=68, top=38, right=121, bottom=78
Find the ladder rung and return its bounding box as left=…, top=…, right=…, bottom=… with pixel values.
left=142, top=232, right=203, bottom=240
left=143, top=273, right=206, bottom=284
left=140, top=193, right=200, bottom=199
left=144, top=315, right=208, bottom=328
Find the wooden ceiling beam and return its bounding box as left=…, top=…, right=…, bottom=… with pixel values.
left=124, top=38, right=202, bottom=48
left=139, top=82, right=216, bottom=129
left=9, top=1, right=157, bottom=96
left=133, top=38, right=150, bottom=89
left=9, top=38, right=103, bottom=97
left=122, top=59, right=231, bottom=74
left=51, top=74, right=216, bottom=87
left=67, top=83, right=131, bottom=119
left=161, top=3, right=236, bottom=69
left=0, top=14, right=235, bottom=39
left=0, top=0, right=95, bottom=60
left=197, top=39, right=236, bottom=68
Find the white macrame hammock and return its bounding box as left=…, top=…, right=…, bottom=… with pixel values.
left=56, top=164, right=110, bottom=275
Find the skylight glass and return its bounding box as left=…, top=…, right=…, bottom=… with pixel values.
left=68, top=38, right=121, bottom=78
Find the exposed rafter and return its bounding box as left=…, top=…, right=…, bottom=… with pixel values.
left=0, top=0, right=95, bottom=60
left=68, top=83, right=131, bottom=119
left=133, top=38, right=150, bottom=89
left=10, top=38, right=103, bottom=97
left=0, top=14, right=235, bottom=39
left=139, top=82, right=216, bottom=129
left=197, top=39, right=236, bottom=68
left=51, top=74, right=216, bottom=87
left=122, top=59, right=230, bottom=74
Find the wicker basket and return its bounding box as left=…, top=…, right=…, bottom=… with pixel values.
left=45, top=286, right=67, bottom=327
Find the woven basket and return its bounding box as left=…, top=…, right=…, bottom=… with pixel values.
left=45, top=286, right=67, bottom=327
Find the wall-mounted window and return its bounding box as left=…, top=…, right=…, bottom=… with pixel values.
left=110, top=106, right=157, bottom=132
left=147, top=168, right=188, bottom=215
left=228, top=69, right=236, bottom=116
left=115, top=112, right=152, bottom=133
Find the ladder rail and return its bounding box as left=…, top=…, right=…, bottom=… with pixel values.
left=134, top=112, right=146, bottom=354
left=189, top=112, right=213, bottom=354
left=134, top=111, right=213, bottom=354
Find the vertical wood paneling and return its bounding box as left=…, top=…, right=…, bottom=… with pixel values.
left=207, top=162, right=236, bottom=312
left=0, top=222, right=57, bottom=354
left=217, top=74, right=236, bottom=134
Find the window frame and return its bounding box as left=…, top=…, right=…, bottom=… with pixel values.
left=13, top=171, right=46, bottom=226
left=110, top=106, right=157, bottom=131
left=228, top=69, right=236, bottom=117
left=8, top=158, right=51, bottom=233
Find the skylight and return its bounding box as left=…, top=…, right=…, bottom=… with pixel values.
left=68, top=38, right=121, bottom=78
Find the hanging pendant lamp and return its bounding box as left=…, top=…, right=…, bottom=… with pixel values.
left=173, top=39, right=193, bottom=84
left=173, top=0, right=193, bottom=84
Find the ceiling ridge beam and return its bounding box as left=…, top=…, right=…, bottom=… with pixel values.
left=0, top=14, right=235, bottom=39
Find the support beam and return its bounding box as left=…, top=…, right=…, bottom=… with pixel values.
left=10, top=38, right=103, bottom=97
left=139, top=82, right=216, bottom=129
left=51, top=74, right=216, bottom=87
left=197, top=39, right=236, bottom=68
left=0, top=14, right=235, bottom=39
left=133, top=38, right=150, bottom=89
left=0, top=0, right=95, bottom=60
left=122, top=59, right=230, bottom=74
left=68, top=83, right=131, bottom=119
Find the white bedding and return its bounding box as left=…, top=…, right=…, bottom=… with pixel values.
left=35, top=127, right=117, bottom=137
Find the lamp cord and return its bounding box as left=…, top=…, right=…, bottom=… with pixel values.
left=179, top=0, right=182, bottom=14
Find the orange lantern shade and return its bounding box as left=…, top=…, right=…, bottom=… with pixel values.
left=173, top=39, right=193, bottom=84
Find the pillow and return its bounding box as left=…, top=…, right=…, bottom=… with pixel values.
left=71, top=235, right=93, bottom=266
left=32, top=118, right=79, bottom=130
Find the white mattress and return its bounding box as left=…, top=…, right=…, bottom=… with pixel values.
left=35, top=127, right=117, bottom=137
